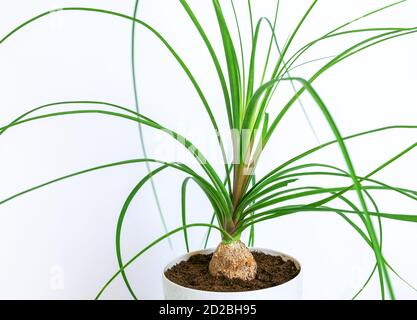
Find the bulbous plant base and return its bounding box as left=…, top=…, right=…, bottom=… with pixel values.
left=208, top=240, right=257, bottom=281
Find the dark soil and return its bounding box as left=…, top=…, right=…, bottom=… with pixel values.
left=165, top=252, right=300, bottom=292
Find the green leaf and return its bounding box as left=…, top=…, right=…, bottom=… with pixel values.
left=212, top=0, right=242, bottom=128
left=96, top=223, right=230, bottom=300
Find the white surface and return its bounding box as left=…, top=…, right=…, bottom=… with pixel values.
left=163, top=248, right=302, bottom=300
left=0, top=0, right=416, bottom=299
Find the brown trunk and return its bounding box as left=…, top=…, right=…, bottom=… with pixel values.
left=209, top=240, right=257, bottom=281
left=232, top=142, right=255, bottom=210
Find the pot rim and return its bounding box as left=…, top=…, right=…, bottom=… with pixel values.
left=162, top=247, right=302, bottom=295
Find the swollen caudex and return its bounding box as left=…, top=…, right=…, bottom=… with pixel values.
left=209, top=240, right=257, bottom=281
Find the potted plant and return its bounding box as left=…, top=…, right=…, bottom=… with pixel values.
left=0, top=0, right=416, bottom=300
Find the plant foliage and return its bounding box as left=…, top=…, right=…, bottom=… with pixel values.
left=0, top=0, right=416, bottom=299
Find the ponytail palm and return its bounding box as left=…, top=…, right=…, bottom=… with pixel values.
left=0, top=0, right=416, bottom=299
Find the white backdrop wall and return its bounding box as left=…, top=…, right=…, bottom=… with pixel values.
left=0, top=0, right=416, bottom=299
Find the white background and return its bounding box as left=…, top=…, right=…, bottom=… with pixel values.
left=0, top=0, right=416, bottom=299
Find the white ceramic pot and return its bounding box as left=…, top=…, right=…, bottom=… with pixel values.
left=162, top=248, right=302, bottom=300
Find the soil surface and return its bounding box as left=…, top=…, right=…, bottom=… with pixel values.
left=165, top=252, right=300, bottom=292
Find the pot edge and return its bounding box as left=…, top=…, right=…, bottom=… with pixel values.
left=162, top=247, right=302, bottom=295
